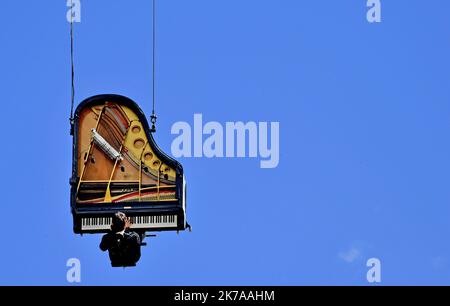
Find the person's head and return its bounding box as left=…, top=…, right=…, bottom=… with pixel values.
left=111, top=212, right=127, bottom=233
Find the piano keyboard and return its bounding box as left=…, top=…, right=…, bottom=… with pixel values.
left=81, top=215, right=178, bottom=231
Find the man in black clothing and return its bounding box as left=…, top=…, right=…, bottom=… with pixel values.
left=100, top=212, right=142, bottom=267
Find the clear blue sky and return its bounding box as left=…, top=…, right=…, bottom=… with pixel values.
left=1, top=0, right=450, bottom=285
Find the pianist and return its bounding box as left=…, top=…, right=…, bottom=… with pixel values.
left=99, top=212, right=142, bottom=267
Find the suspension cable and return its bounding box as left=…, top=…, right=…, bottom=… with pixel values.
left=69, top=1, right=158, bottom=134
left=69, top=0, right=76, bottom=135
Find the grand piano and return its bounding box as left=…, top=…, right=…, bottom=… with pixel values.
left=70, top=94, right=187, bottom=234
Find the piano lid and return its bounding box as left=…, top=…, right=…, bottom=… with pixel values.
left=70, top=94, right=184, bottom=208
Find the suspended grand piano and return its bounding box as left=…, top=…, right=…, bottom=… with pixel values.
left=70, top=94, right=187, bottom=234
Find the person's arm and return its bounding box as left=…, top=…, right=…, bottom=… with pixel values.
left=134, top=233, right=141, bottom=247
left=129, top=232, right=142, bottom=263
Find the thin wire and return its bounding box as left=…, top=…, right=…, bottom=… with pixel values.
left=70, top=0, right=75, bottom=127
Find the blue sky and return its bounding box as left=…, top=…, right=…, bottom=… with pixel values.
left=1, top=0, right=450, bottom=285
